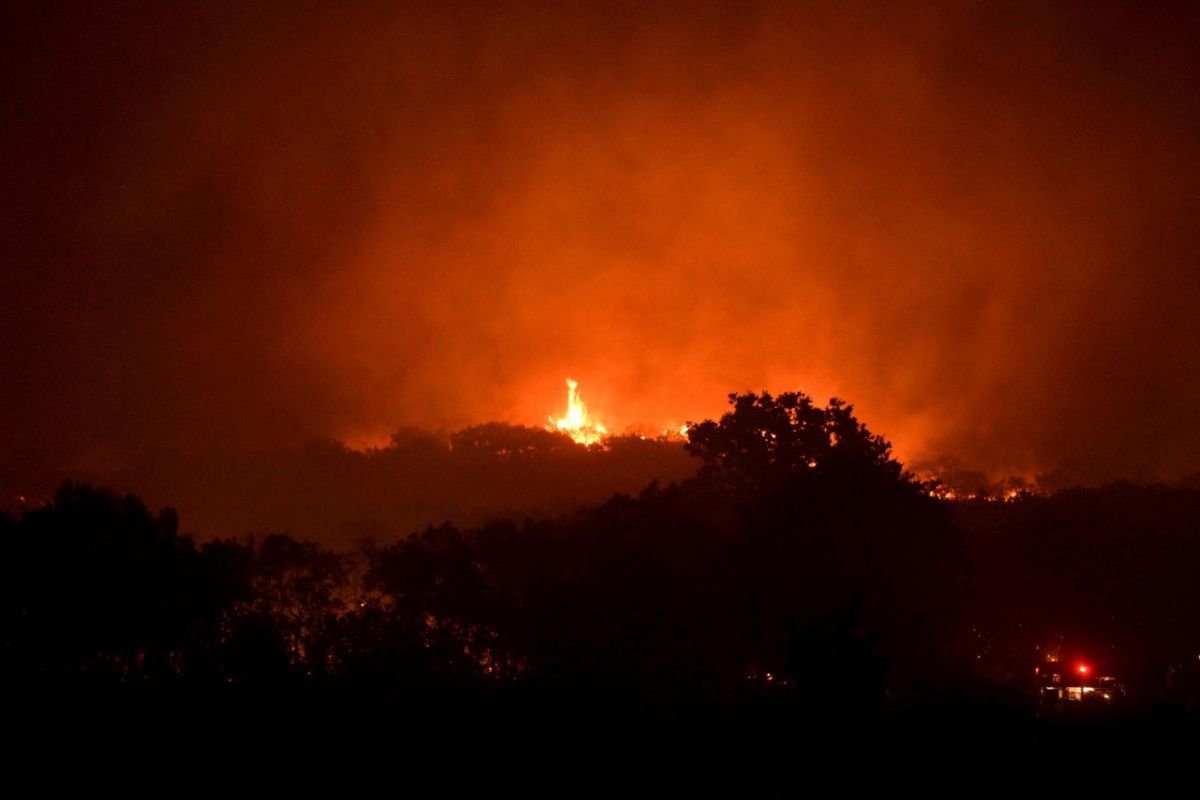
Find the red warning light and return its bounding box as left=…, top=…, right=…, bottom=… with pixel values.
left=1077, top=664, right=1089, bottom=675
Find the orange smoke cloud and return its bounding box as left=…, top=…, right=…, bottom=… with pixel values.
left=3, top=0, right=1200, bottom=504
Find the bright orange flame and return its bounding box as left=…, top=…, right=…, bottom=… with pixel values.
left=549, top=378, right=608, bottom=446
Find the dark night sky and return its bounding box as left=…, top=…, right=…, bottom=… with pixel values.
left=3, top=0, right=1200, bottom=511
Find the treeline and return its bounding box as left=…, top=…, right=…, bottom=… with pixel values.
left=2, top=393, right=955, bottom=703
left=1, top=424, right=697, bottom=546
left=6, top=392, right=1200, bottom=785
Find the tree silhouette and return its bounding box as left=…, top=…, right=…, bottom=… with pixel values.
left=249, top=533, right=349, bottom=666
left=1, top=483, right=234, bottom=681
left=7, top=392, right=1200, bottom=788
left=685, top=391, right=900, bottom=493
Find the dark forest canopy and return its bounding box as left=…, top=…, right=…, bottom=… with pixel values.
left=7, top=392, right=1200, bottom=696
left=6, top=391, right=1200, bottom=785
left=3, top=391, right=921, bottom=686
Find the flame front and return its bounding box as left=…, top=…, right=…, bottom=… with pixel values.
left=549, top=378, right=608, bottom=446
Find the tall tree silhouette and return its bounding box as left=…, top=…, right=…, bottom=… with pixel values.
left=685, top=392, right=900, bottom=494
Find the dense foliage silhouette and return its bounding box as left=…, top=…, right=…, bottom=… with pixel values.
left=5, top=391, right=1200, bottom=787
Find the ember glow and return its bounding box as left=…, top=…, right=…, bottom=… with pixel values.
left=549, top=379, right=608, bottom=446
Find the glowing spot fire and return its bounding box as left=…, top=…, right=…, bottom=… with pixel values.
left=549, top=378, right=608, bottom=446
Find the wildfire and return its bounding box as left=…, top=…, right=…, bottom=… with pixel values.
left=549, top=378, right=608, bottom=446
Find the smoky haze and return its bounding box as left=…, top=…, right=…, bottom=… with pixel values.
left=3, top=1, right=1200, bottom=531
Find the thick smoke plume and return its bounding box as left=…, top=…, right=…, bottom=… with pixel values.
left=3, top=2, right=1199, bottom=535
